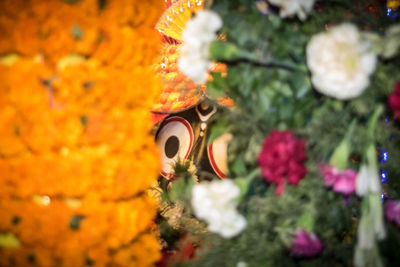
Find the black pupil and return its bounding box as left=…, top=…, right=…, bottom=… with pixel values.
left=165, top=136, right=180, bottom=158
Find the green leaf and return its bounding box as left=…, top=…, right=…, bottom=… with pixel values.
left=0, top=53, right=20, bottom=66
left=207, top=119, right=231, bottom=145
left=69, top=215, right=85, bottom=230
left=234, top=168, right=261, bottom=202
left=257, top=88, right=271, bottom=114
left=207, top=72, right=227, bottom=98
left=230, top=156, right=247, bottom=177
left=329, top=120, right=356, bottom=170
left=79, top=115, right=88, bottom=127
left=168, top=178, right=194, bottom=203
left=209, top=41, right=241, bottom=61
left=0, top=232, right=21, bottom=248
left=297, top=213, right=315, bottom=232
left=71, top=24, right=84, bottom=40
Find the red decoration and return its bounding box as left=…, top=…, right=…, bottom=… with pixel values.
left=258, top=130, right=307, bottom=195
left=389, top=81, right=400, bottom=120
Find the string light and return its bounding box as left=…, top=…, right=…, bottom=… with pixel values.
left=387, top=7, right=392, bottom=16
left=387, top=7, right=399, bottom=18
left=379, top=151, right=388, bottom=162
left=380, top=170, right=388, bottom=183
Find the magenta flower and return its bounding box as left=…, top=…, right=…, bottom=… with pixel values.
left=258, top=130, right=307, bottom=196
left=385, top=200, right=400, bottom=226
left=291, top=229, right=323, bottom=257
left=388, top=81, right=400, bottom=120
left=320, top=165, right=357, bottom=195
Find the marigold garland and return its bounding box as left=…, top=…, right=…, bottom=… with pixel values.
left=0, top=0, right=163, bottom=266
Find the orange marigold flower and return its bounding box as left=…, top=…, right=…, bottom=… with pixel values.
left=0, top=0, right=164, bottom=266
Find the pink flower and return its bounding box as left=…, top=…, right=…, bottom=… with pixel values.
left=388, top=81, right=400, bottom=120
left=385, top=200, right=400, bottom=226
left=291, top=229, right=323, bottom=257
left=258, top=130, right=307, bottom=196
left=320, top=165, right=357, bottom=195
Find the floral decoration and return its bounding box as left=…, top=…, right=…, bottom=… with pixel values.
left=307, top=23, right=377, bottom=100
left=385, top=200, right=400, bottom=226
left=258, top=130, right=307, bottom=196
left=178, top=10, right=222, bottom=84
left=191, top=180, right=247, bottom=238
left=320, top=165, right=357, bottom=195
left=388, top=81, right=400, bottom=120
left=290, top=229, right=323, bottom=257
left=267, top=0, right=315, bottom=20
left=356, top=164, right=382, bottom=197
left=155, top=1, right=400, bottom=266
left=0, top=0, right=163, bottom=266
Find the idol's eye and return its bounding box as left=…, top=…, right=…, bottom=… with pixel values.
left=207, top=133, right=232, bottom=179
left=156, top=116, right=194, bottom=179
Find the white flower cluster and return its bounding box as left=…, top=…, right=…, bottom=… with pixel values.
left=307, top=24, right=377, bottom=100
left=191, top=180, right=247, bottom=238
left=356, top=164, right=381, bottom=197
left=268, top=0, right=315, bottom=21
left=178, top=10, right=222, bottom=84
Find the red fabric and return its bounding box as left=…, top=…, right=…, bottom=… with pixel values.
left=152, top=113, right=169, bottom=125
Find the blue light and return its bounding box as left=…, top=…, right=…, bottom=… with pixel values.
left=381, top=192, right=386, bottom=203
left=379, top=151, right=389, bottom=162
left=381, top=170, right=388, bottom=183
left=382, top=151, right=388, bottom=162
left=385, top=117, right=389, bottom=123
left=387, top=7, right=399, bottom=19
left=387, top=7, right=392, bottom=17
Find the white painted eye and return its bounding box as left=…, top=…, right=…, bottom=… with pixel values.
left=156, top=116, right=194, bottom=179
left=207, top=133, right=232, bottom=179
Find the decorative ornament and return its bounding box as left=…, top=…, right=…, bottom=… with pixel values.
left=153, top=0, right=232, bottom=183
left=155, top=101, right=229, bottom=181
left=157, top=0, right=205, bottom=43
left=153, top=44, right=206, bottom=113
left=152, top=0, right=231, bottom=114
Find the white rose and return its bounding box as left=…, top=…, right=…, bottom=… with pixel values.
left=307, top=24, right=377, bottom=100
left=178, top=10, right=222, bottom=84
left=191, top=180, right=247, bottom=238
left=268, top=0, right=315, bottom=20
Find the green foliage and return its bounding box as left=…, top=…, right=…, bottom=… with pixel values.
left=176, top=172, right=355, bottom=267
